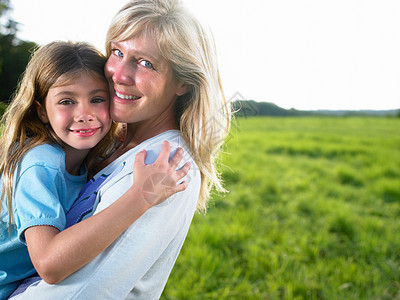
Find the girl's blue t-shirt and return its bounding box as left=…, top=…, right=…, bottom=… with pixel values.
left=0, top=144, right=87, bottom=299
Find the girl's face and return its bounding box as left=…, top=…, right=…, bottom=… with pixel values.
left=104, top=35, right=188, bottom=126
left=37, top=73, right=111, bottom=153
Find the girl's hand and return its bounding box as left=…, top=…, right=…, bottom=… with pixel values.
left=132, top=141, right=191, bottom=207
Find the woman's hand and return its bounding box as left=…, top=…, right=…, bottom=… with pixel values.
left=132, top=141, right=191, bottom=207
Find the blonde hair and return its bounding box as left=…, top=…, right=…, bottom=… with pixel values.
left=0, top=41, right=119, bottom=231
left=106, top=0, right=231, bottom=211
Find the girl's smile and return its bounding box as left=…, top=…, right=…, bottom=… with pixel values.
left=69, top=127, right=102, bottom=137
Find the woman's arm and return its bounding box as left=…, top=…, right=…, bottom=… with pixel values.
left=24, top=141, right=190, bottom=284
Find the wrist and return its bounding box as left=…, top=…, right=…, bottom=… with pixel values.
left=126, top=185, right=153, bottom=211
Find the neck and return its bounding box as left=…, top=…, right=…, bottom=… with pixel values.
left=123, top=115, right=178, bottom=151
left=64, top=146, right=89, bottom=175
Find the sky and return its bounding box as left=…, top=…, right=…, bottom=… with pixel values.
left=9, top=0, right=400, bottom=111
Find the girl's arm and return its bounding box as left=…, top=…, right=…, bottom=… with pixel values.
left=24, top=141, right=190, bottom=284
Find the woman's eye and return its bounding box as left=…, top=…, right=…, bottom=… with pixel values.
left=139, top=60, right=153, bottom=69
left=112, top=49, right=123, bottom=58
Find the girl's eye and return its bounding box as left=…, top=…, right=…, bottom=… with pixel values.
left=112, top=49, right=123, bottom=58
left=59, top=99, right=74, bottom=105
left=139, top=60, right=153, bottom=69
left=91, top=97, right=106, bottom=104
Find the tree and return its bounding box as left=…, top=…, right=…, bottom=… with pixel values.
left=0, top=0, right=10, bottom=26
left=0, top=0, right=11, bottom=76
left=0, top=0, right=37, bottom=103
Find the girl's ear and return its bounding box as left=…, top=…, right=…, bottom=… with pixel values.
left=34, top=101, right=49, bottom=123
left=176, top=83, right=190, bottom=97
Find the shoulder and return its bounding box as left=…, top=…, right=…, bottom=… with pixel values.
left=22, top=144, right=64, bottom=162
left=141, top=130, right=196, bottom=166
left=127, top=130, right=199, bottom=181
left=20, top=144, right=65, bottom=171
left=95, top=130, right=200, bottom=209
left=99, top=130, right=197, bottom=175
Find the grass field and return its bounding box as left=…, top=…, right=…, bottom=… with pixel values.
left=162, top=116, right=400, bottom=300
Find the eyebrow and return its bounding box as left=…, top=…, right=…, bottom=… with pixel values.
left=53, top=89, right=108, bottom=98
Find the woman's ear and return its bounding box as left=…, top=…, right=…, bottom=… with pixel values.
left=176, top=83, right=190, bottom=97
left=34, top=101, right=49, bottom=123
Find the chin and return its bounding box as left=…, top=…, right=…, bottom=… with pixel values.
left=110, top=110, right=131, bottom=123
left=110, top=114, right=125, bottom=123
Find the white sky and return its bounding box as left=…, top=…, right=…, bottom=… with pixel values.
left=9, top=0, right=400, bottom=110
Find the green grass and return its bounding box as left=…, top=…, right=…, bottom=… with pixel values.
left=0, top=102, right=7, bottom=116
left=162, top=117, right=400, bottom=300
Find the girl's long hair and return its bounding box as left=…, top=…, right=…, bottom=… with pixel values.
left=106, top=0, right=231, bottom=211
left=0, top=41, right=119, bottom=232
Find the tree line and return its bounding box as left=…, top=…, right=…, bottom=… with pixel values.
left=0, top=0, right=37, bottom=105
left=232, top=100, right=400, bottom=117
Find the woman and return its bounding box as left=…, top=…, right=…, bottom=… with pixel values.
left=12, top=0, right=230, bottom=298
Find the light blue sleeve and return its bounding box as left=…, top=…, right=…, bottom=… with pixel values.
left=14, top=165, right=66, bottom=243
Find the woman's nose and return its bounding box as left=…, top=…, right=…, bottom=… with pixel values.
left=107, top=59, right=135, bottom=86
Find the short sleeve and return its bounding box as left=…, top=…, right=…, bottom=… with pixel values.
left=14, top=165, right=66, bottom=243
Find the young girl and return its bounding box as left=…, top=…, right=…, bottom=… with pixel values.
left=0, top=41, right=189, bottom=299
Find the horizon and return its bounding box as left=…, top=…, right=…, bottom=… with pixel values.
left=233, top=99, right=399, bottom=113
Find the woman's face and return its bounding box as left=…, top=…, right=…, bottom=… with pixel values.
left=105, top=35, right=188, bottom=126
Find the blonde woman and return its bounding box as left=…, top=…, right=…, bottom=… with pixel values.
left=12, top=0, right=230, bottom=299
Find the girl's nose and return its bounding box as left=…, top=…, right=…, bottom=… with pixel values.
left=75, top=104, right=94, bottom=122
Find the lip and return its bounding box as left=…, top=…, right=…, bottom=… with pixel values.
left=70, top=127, right=100, bottom=137
left=114, top=90, right=142, bottom=103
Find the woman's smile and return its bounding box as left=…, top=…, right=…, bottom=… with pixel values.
left=115, top=90, right=142, bottom=101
